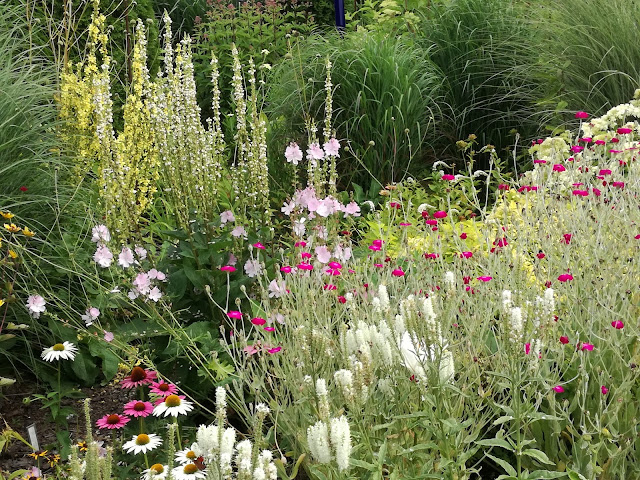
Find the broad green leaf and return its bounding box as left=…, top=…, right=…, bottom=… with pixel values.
left=523, top=448, right=554, bottom=465
left=476, top=438, right=514, bottom=451
left=486, top=453, right=517, bottom=477
left=527, top=471, right=568, bottom=479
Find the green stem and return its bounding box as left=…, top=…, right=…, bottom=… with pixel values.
left=144, top=452, right=149, bottom=470
left=174, top=417, right=182, bottom=451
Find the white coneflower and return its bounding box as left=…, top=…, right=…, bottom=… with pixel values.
left=307, top=421, right=331, bottom=464
left=334, top=370, right=354, bottom=403
left=122, top=433, right=162, bottom=455
left=316, top=378, right=330, bottom=421
left=175, top=445, right=200, bottom=465
left=195, top=425, right=219, bottom=461
left=502, top=290, right=512, bottom=313
left=152, top=395, right=194, bottom=417
left=444, top=271, right=456, bottom=289
left=141, top=463, right=168, bottom=480
left=329, top=416, right=351, bottom=472
left=41, top=342, right=78, bottom=362
left=509, top=307, right=524, bottom=342
left=170, top=463, right=206, bottom=480
left=439, top=348, right=455, bottom=383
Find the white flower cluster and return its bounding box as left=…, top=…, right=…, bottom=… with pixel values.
left=307, top=415, right=351, bottom=472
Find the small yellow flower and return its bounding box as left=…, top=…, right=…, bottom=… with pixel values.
left=8, top=250, right=18, bottom=259
left=22, top=227, right=35, bottom=237
left=27, top=449, right=48, bottom=459
left=0, top=211, right=14, bottom=219
left=4, top=223, right=20, bottom=233
left=0, top=299, right=4, bottom=307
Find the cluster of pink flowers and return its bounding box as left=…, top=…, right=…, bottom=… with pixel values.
left=129, top=269, right=166, bottom=302
left=281, top=187, right=360, bottom=221
left=284, top=138, right=341, bottom=166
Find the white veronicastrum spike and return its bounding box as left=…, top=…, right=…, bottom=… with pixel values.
left=502, top=290, right=512, bottom=313
left=330, top=416, right=351, bottom=472
left=307, top=421, right=331, bottom=464
left=509, top=307, right=524, bottom=342
left=444, top=271, right=456, bottom=289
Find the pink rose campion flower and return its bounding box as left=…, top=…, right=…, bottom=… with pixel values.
left=581, top=342, right=594, bottom=351
left=285, top=142, right=303, bottom=165
left=574, top=111, right=589, bottom=119
left=617, top=127, right=632, bottom=134
left=227, top=311, right=242, bottom=319
left=553, top=385, right=565, bottom=393
left=442, top=174, right=456, bottom=181
left=477, top=276, right=492, bottom=282
left=323, top=138, right=340, bottom=157
left=392, top=268, right=405, bottom=277
left=93, top=245, right=114, bottom=268
left=252, top=242, right=266, bottom=250
left=557, top=274, right=573, bottom=282
left=460, top=251, right=473, bottom=258
left=220, top=265, right=236, bottom=273
left=601, top=385, right=609, bottom=395
left=563, top=233, right=572, bottom=244
left=611, top=320, right=624, bottom=329
left=552, top=164, right=566, bottom=172
left=433, top=211, right=447, bottom=219
left=281, top=266, right=292, bottom=273
left=220, top=210, right=235, bottom=224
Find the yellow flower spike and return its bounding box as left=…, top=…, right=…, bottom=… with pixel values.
left=0, top=212, right=14, bottom=219
left=22, top=227, right=35, bottom=237
left=4, top=224, right=20, bottom=233
left=8, top=250, right=18, bottom=259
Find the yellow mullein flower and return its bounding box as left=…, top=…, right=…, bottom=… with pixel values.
left=4, top=224, right=20, bottom=233
left=8, top=250, right=18, bottom=259
left=22, top=226, right=35, bottom=237
left=0, top=211, right=14, bottom=219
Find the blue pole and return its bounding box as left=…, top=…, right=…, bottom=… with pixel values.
left=334, top=0, right=345, bottom=31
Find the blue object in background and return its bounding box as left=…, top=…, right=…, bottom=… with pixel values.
left=334, top=0, right=345, bottom=31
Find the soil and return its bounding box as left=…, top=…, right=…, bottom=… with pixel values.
left=0, top=381, right=135, bottom=476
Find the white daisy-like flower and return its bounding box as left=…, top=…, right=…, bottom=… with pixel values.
left=141, top=463, right=168, bottom=480
left=41, top=342, right=78, bottom=362
left=123, top=433, right=162, bottom=455
left=152, top=395, right=194, bottom=417
left=170, top=464, right=206, bottom=480
left=175, top=445, right=202, bottom=465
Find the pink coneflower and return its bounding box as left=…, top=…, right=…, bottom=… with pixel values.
left=220, top=265, right=236, bottom=273
left=227, top=311, right=242, bottom=319
left=611, top=320, right=624, bottom=329
left=149, top=381, right=178, bottom=397
left=557, top=274, right=573, bottom=282
left=96, top=413, right=130, bottom=430
left=124, top=400, right=154, bottom=418
left=121, top=367, right=157, bottom=389
left=552, top=386, right=565, bottom=393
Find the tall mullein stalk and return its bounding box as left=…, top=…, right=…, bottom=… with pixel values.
left=323, top=57, right=337, bottom=196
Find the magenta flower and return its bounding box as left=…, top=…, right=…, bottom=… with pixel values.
left=559, top=336, right=569, bottom=344
left=295, top=241, right=307, bottom=247
left=280, top=266, right=292, bottom=273
left=251, top=317, right=266, bottom=326
left=595, top=139, right=606, bottom=145
left=433, top=210, right=447, bottom=219
left=149, top=381, right=178, bottom=397
left=572, top=189, right=589, bottom=196
left=574, top=111, right=589, bottom=119
left=563, top=233, right=572, bottom=244
left=264, top=326, right=275, bottom=332
left=121, top=367, right=157, bottom=389
left=426, top=219, right=438, bottom=226
left=601, top=385, right=609, bottom=395
left=338, top=296, right=346, bottom=304
left=534, top=159, right=547, bottom=164
left=399, top=222, right=412, bottom=226
left=617, top=127, right=632, bottom=134
left=552, top=164, right=566, bottom=172
left=460, top=251, right=473, bottom=259
left=328, top=261, right=342, bottom=269
left=599, top=169, right=612, bottom=175
left=227, top=311, right=242, bottom=319
left=96, top=414, right=130, bottom=430
left=552, top=385, right=565, bottom=393
left=389, top=202, right=401, bottom=209
left=123, top=400, right=154, bottom=418
left=297, top=263, right=313, bottom=271
left=392, top=268, right=405, bottom=277
left=369, top=244, right=381, bottom=251
left=611, top=320, right=624, bottom=329
left=557, top=274, right=574, bottom=282
left=524, top=343, right=531, bottom=355
left=252, top=242, right=266, bottom=250
left=442, top=174, right=455, bottom=181
left=612, top=181, right=625, bottom=188
left=267, top=346, right=282, bottom=354
left=537, top=252, right=546, bottom=259
left=581, top=343, right=594, bottom=351
left=477, top=276, right=492, bottom=282
left=220, top=265, right=236, bottom=273
left=570, top=145, right=584, bottom=153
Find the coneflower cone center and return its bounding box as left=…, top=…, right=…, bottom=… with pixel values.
left=150, top=464, right=164, bottom=474
left=130, top=366, right=146, bottom=381
left=186, top=450, right=197, bottom=460
left=158, top=383, right=169, bottom=391
left=184, top=464, right=198, bottom=474
left=106, top=414, right=121, bottom=424
left=165, top=394, right=181, bottom=407
left=136, top=434, right=150, bottom=445
left=134, top=402, right=147, bottom=411
left=53, top=343, right=65, bottom=351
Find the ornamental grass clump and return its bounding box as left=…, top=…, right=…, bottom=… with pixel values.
left=217, top=95, right=640, bottom=478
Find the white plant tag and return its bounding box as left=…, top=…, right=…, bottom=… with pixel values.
left=26, top=424, right=39, bottom=451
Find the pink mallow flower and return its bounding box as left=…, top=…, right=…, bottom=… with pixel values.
left=96, top=414, right=130, bottom=430
left=285, top=142, right=303, bottom=165
left=123, top=400, right=154, bottom=418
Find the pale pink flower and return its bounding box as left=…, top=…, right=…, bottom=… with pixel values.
left=281, top=201, right=296, bottom=216
left=315, top=245, right=332, bottom=263
left=220, top=210, right=235, bottom=224
left=293, top=220, right=306, bottom=236
left=26, top=295, right=46, bottom=318
left=244, top=259, right=262, bottom=278
left=118, top=247, right=136, bottom=268
left=306, top=143, right=324, bottom=161
left=94, top=245, right=114, bottom=268
left=342, top=201, right=361, bottom=217
left=104, top=331, right=114, bottom=342
left=323, top=138, right=340, bottom=157
left=285, top=142, right=303, bottom=165
left=91, top=224, right=111, bottom=244
left=133, top=273, right=151, bottom=294
left=268, top=279, right=287, bottom=298
left=231, top=226, right=248, bottom=239
left=81, top=307, right=100, bottom=326
left=148, top=287, right=162, bottom=302
left=134, top=246, right=147, bottom=260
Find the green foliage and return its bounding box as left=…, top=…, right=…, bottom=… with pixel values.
left=268, top=30, right=442, bottom=191
left=537, top=0, right=640, bottom=119
left=419, top=0, right=557, bottom=166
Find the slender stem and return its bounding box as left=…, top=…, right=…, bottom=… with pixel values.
left=57, top=362, right=62, bottom=424
left=144, top=452, right=149, bottom=470
left=174, top=417, right=182, bottom=451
